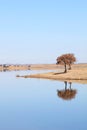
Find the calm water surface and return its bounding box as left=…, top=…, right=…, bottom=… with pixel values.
left=0, top=70, right=87, bottom=130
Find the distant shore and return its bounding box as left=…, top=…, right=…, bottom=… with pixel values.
left=0, top=64, right=31, bottom=71
left=16, top=63, right=87, bottom=84
left=0, top=64, right=65, bottom=71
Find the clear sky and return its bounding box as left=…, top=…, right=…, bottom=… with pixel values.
left=0, top=0, right=87, bottom=64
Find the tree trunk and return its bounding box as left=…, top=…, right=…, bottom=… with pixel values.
left=64, top=81, right=67, bottom=90
left=64, top=63, right=67, bottom=73
left=68, top=64, right=71, bottom=70
left=69, top=82, right=72, bottom=90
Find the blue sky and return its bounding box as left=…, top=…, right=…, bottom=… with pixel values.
left=0, top=0, right=87, bottom=64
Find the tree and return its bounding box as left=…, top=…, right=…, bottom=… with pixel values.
left=66, top=53, right=76, bottom=70
left=56, top=53, right=76, bottom=73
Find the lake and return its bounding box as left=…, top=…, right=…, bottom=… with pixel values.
left=0, top=70, right=87, bottom=130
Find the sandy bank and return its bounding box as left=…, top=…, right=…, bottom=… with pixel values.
left=18, top=64, right=87, bottom=84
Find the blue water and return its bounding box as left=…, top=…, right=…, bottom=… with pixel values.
left=0, top=70, right=87, bottom=130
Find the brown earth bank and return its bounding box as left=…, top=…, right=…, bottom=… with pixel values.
left=0, top=63, right=87, bottom=71
left=0, top=64, right=59, bottom=71
left=16, top=63, right=87, bottom=84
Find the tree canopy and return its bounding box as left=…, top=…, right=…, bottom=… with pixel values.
left=56, top=53, right=76, bottom=73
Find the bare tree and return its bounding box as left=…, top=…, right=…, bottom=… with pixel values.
left=56, top=53, right=76, bottom=73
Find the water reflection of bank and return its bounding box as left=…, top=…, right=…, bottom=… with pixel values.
left=57, top=81, right=77, bottom=101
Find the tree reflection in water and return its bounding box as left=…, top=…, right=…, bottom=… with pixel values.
left=57, top=81, right=77, bottom=101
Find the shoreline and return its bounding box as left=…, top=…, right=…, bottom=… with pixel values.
left=16, top=64, right=87, bottom=84
left=19, top=72, right=87, bottom=84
